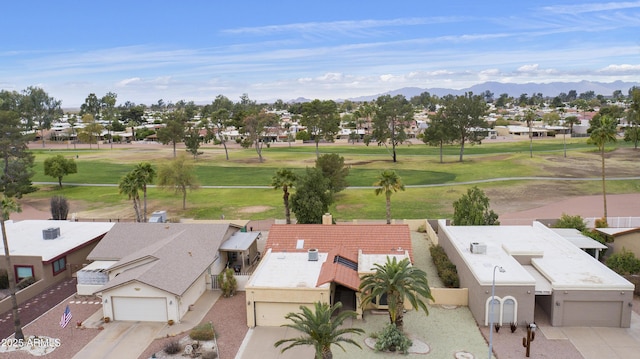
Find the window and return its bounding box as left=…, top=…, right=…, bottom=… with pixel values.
left=52, top=257, right=66, bottom=275
left=15, top=266, right=34, bottom=282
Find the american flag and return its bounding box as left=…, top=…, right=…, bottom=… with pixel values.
left=60, top=305, right=72, bottom=328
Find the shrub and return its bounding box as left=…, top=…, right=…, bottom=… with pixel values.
left=190, top=322, right=216, bottom=341
left=417, top=223, right=427, bottom=233
left=553, top=213, right=587, bottom=231
left=374, top=324, right=412, bottom=354
left=430, top=245, right=460, bottom=288
left=217, top=268, right=237, bottom=298
left=606, top=249, right=640, bottom=275
left=163, top=340, right=181, bottom=355
left=0, top=269, right=8, bottom=289
left=16, top=276, right=36, bottom=290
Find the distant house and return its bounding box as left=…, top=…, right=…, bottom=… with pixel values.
left=437, top=220, right=633, bottom=328
left=0, top=220, right=114, bottom=309
left=595, top=227, right=640, bottom=257
left=245, top=223, right=413, bottom=327
left=84, top=222, right=257, bottom=323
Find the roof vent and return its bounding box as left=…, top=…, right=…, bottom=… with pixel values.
left=43, top=227, right=60, bottom=240
left=308, top=248, right=318, bottom=261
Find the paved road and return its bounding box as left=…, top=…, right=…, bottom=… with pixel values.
left=34, top=175, right=640, bottom=190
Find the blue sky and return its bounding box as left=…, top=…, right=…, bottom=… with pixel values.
left=1, top=1, right=639, bottom=107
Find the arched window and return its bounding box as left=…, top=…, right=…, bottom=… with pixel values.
left=485, top=296, right=501, bottom=326
left=502, top=296, right=518, bottom=324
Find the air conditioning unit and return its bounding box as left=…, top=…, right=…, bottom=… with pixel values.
left=43, top=227, right=60, bottom=240
left=470, top=242, right=487, bottom=254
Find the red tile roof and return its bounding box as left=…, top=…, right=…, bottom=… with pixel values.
left=267, top=224, right=413, bottom=290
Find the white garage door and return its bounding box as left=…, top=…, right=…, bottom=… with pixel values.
left=255, top=302, right=311, bottom=326
left=112, top=297, right=168, bottom=322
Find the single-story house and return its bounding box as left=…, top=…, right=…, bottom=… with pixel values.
left=0, top=220, right=114, bottom=287
left=594, top=227, right=640, bottom=257
left=437, top=220, right=634, bottom=328
left=83, top=222, right=256, bottom=323
left=245, top=223, right=413, bottom=327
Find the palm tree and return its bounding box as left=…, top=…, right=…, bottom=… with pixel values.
left=274, top=301, right=364, bottom=359
left=132, top=162, right=156, bottom=222
left=374, top=170, right=405, bottom=224
left=1, top=196, right=24, bottom=340
left=359, top=257, right=433, bottom=332
left=587, top=115, right=618, bottom=221
left=118, top=172, right=142, bottom=222
left=271, top=168, right=297, bottom=224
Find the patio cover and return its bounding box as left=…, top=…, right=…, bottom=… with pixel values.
left=219, top=232, right=260, bottom=252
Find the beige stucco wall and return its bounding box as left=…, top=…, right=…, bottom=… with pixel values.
left=549, top=289, right=633, bottom=328
left=430, top=288, right=469, bottom=306
left=245, top=286, right=330, bottom=327
left=99, top=282, right=178, bottom=322
left=613, top=232, right=640, bottom=256
left=437, top=224, right=535, bottom=326
left=178, top=274, right=207, bottom=321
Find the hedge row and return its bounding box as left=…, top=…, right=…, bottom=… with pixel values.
left=430, top=245, right=460, bottom=288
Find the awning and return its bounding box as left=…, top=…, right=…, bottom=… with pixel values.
left=219, top=232, right=260, bottom=252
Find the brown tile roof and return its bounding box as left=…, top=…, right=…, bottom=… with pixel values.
left=266, top=224, right=413, bottom=261
left=316, top=246, right=360, bottom=291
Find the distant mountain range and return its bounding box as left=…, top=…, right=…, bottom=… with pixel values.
left=325, top=80, right=639, bottom=103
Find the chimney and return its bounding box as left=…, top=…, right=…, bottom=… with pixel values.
left=322, top=213, right=332, bottom=225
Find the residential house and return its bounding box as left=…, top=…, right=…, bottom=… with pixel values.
left=0, top=220, right=114, bottom=308
left=245, top=223, right=413, bottom=327
left=83, top=222, right=258, bottom=323
left=437, top=220, right=633, bottom=328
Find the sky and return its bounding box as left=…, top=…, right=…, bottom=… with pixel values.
left=1, top=1, right=639, bottom=107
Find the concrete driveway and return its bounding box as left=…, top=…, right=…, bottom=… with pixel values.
left=73, top=321, right=164, bottom=359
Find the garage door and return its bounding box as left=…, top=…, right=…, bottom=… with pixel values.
left=112, top=297, right=168, bottom=322
left=562, top=301, right=622, bottom=327
left=255, top=302, right=311, bottom=326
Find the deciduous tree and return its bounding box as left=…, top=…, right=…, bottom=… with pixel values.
left=290, top=168, right=332, bottom=224
left=315, top=153, right=349, bottom=194
left=157, top=154, right=199, bottom=210
left=20, top=87, right=62, bottom=148
left=452, top=186, right=499, bottom=225
left=43, top=155, right=77, bottom=188
left=372, top=95, right=413, bottom=162
left=301, top=99, right=341, bottom=158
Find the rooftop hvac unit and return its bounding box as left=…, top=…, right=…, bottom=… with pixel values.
left=43, top=227, right=60, bottom=240
left=308, top=248, right=319, bottom=261
left=470, top=242, right=487, bottom=254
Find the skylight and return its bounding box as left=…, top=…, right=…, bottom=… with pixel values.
left=296, top=239, right=304, bottom=249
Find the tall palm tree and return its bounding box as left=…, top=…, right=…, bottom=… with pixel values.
left=1, top=196, right=24, bottom=340
left=374, top=170, right=405, bottom=224
left=359, top=257, right=433, bottom=332
left=587, top=115, right=618, bottom=221
left=118, top=172, right=142, bottom=222
left=132, top=162, right=156, bottom=222
left=274, top=301, right=364, bottom=359
left=271, top=168, right=297, bottom=224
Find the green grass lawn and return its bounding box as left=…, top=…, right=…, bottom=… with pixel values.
left=25, top=138, right=639, bottom=221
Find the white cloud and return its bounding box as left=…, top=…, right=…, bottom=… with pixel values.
left=116, top=77, right=141, bottom=87
left=598, top=64, right=640, bottom=74
left=542, top=1, right=640, bottom=14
